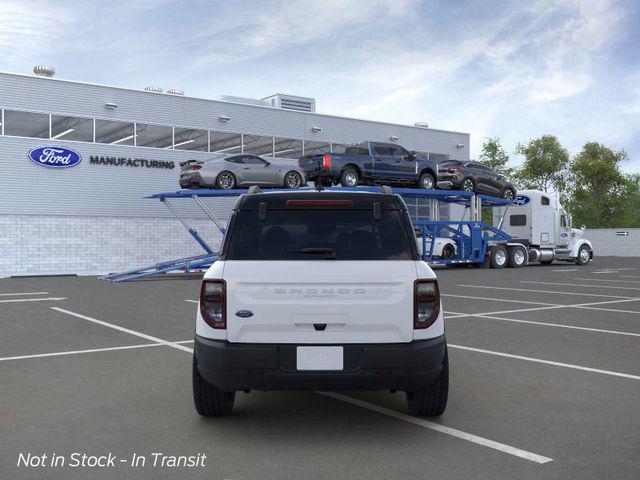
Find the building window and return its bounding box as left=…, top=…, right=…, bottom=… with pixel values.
left=135, top=123, right=172, bottom=149
left=429, top=153, right=450, bottom=163
left=274, top=137, right=303, bottom=159
left=51, top=115, right=93, bottom=142
left=243, top=135, right=274, bottom=156
left=3, top=110, right=49, bottom=138
left=331, top=143, right=348, bottom=154
left=510, top=215, right=527, bottom=226
left=95, top=119, right=135, bottom=145
left=303, top=140, right=330, bottom=156
left=173, top=127, right=208, bottom=151
left=210, top=131, right=242, bottom=154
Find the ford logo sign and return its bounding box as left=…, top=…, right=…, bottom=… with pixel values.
left=28, top=146, right=82, bottom=168
left=235, top=310, right=254, bottom=318
left=514, top=195, right=530, bottom=206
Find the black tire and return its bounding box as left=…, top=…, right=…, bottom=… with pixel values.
left=406, top=345, right=449, bottom=416
left=441, top=243, right=455, bottom=259
left=193, top=356, right=235, bottom=417
left=575, top=245, right=591, bottom=265
left=215, top=171, right=236, bottom=190
left=461, top=178, right=475, bottom=192
left=490, top=245, right=508, bottom=269
left=540, top=260, right=554, bottom=265
left=419, top=172, right=435, bottom=190
left=507, top=246, right=526, bottom=268
left=502, top=187, right=515, bottom=201
left=284, top=171, right=303, bottom=189
left=340, top=168, right=359, bottom=187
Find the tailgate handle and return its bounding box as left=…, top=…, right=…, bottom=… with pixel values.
left=313, top=323, right=327, bottom=331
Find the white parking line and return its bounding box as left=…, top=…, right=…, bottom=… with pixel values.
left=319, top=392, right=553, bottom=464
left=573, top=277, right=640, bottom=284
left=449, top=344, right=640, bottom=381
left=552, top=269, right=578, bottom=272
left=0, top=292, right=49, bottom=296
left=0, top=297, right=67, bottom=304
left=445, top=311, right=640, bottom=337
left=0, top=341, right=196, bottom=363
left=621, top=275, right=640, bottom=279
left=456, top=284, right=637, bottom=299
left=442, top=294, right=560, bottom=307
left=521, top=281, right=640, bottom=292
left=185, top=299, right=198, bottom=304
left=51, top=307, right=194, bottom=353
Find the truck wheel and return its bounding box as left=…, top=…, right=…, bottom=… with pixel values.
left=419, top=172, right=435, bottom=190
left=490, top=245, right=508, bottom=269
left=340, top=168, right=359, bottom=187
left=507, top=246, right=526, bottom=268
left=406, top=345, right=448, bottom=416
left=193, top=356, right=235, bottom=417
left=575, top=245, right=591, bottom=265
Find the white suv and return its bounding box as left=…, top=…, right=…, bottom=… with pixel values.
left=192, top=188, right=448, bottom=416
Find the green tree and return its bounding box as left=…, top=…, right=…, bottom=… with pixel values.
left=478, top=137, right=514, bottom=177
left=515, top=135, right=569, bottom=192
left=566, top=142, right=634, bottom=228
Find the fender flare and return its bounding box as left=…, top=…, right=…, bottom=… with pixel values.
left=570, top=239, right=593, bottom=258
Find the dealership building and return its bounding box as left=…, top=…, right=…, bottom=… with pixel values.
left=0, top=69, right=470, bottom=278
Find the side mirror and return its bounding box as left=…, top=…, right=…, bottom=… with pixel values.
left=405, top=151, right=416, bottom=161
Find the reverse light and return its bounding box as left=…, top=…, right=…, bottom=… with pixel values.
left=200, top=280, right=226, bottom=329
left=322, top=153, right=331, bottom=169
left=414, top=280, right=440, bottom=329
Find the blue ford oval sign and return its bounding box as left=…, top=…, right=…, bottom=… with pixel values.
left=514, top=195, right=530, bottom=206
left=28, top=146, right=82, bottom=168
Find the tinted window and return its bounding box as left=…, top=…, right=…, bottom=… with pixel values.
left=51, top=115, right=93, bottom=142
left=345, top=146, right=369, bottom=156
left=4, top=110, right=49, bottom=138
left=225, top=156, right=244, bottom=164
left=244, top=135, right=273, bottom=156
left=331, top=143, right=348, bottom=154
left=243, top=155, right=267, bottom=165
left=373, top=144, right=393, bottom=156
left=136, top=123, right=172, bottom=148
left=510, top=215, right=527, bottom=226
left=211, top=131, right=242, bottom=154
left=226, top=209, right=415, bottom=261
left=541, top=196, right=550, bottom=206
left=304, top=140, right=330, bottom=156
left=174, top=127, right=208, bottom=151
left=95, top=119, right=134, bottom=145
left=274, top=137, right=303, bottom=158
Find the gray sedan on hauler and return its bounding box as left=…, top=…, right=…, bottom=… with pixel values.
left=179, top=154, right=306, bottom=190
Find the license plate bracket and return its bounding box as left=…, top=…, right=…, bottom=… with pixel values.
left=296, top=346, right=344, bottom=371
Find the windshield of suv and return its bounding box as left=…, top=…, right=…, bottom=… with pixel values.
left=225, top=209, right=415, bottom=260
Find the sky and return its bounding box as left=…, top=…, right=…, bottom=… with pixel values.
left=1, top=0, right=639, bottom=172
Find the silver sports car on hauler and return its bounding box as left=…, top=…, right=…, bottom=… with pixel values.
left=179, top=154, right=306, bottom=190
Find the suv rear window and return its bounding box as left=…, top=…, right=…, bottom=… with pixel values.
left=225, top=209, right=415, bottom=261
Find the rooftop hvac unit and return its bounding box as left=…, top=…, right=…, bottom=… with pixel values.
left=144, top=85, right=163, bottom=93
left=262, top=94, right=316, bottom=112
left=167, top=88, right=185, bottom=96
left=33, top=65, right=55, bottom=77
left=219, top=95, right=270, bottom=107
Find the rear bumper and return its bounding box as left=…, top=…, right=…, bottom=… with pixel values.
left=194, top=335, right=446, bottom=392
left=179, top=172, right=206, bottom=188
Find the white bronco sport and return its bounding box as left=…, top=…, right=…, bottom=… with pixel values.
left=193, top=188, right=448, bottom=416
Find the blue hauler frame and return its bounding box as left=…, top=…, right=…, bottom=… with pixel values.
left=100, top=186, right=512, bottom=281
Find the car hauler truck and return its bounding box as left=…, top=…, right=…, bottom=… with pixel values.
left=492, top=189, right=593, bottom=267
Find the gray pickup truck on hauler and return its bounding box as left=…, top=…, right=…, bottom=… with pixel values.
left=298, top=141, right=439, bottom=189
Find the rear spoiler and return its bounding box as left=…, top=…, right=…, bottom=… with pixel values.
left=179, top=159, right=203, bottom=168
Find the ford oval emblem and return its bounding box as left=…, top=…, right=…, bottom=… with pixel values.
left=28, top=146, right=82, bottom=168
left=235, top=310, right=254, bottom=318
left=514, top=195, right=530, bottom=206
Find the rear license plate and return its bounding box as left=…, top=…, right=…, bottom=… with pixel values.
left=296, top=346, right=343, bottom=371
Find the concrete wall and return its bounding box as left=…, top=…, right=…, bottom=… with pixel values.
left=584, top=228, right=640, bottom=257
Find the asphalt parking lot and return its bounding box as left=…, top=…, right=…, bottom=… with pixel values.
left=1, top=258, right=639, bottom=480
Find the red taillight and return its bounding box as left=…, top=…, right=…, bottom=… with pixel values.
left=286, top=199, right=354, bottom=207
left=446, top=167, right=460, bottom=173
left=414, top=280, right=440, bottom=329
left=192, top=165, right=202, bottom=170
left=322, top=153, right=331, bottom=169
left=200, top=280, right=226, bottom=329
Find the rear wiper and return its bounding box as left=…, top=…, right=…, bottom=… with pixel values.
left=288, top=247, right=336, bottom=259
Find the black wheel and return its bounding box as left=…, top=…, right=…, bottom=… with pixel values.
left=490, top=245, right=508, bottom=269
left=340, top=168, right=359, bottom=187
left=461, top=178, right=475, bottom=192
left=193, top=356, right=235, bottom=417
left=406, top=345, right=448, bottom=416
left=216, top=171, right=236, bottom=190
left=441, top=243, right=455, bottom=259
left=502, top=188, right=515, bottom=201
left=284, top=171, right=303, bottom=189
left=507, top=246, right=526, bottom=268
left=576, top=245, right=591, bottom=265
left=419, top=172, right=435, bottom=190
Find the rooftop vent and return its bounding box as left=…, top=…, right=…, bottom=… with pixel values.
left=33, top=65, right=55, bottom=77
left=144, top=85, right=163, bottom=93
left=167, top=88, right=185, bottom=96
left=219, top=95, right=270, bottom=107
left=262, top=94, right=316, bottom=112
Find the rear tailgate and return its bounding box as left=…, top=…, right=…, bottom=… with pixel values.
left=223, top=260, right=417, bottom=344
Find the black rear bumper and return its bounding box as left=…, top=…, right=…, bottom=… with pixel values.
left=194, top=335, right=446, bottom=392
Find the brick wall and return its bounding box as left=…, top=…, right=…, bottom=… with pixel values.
left=583, top=228, right=640, bottom=257
left=0, top=215, right=224, bottom=278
